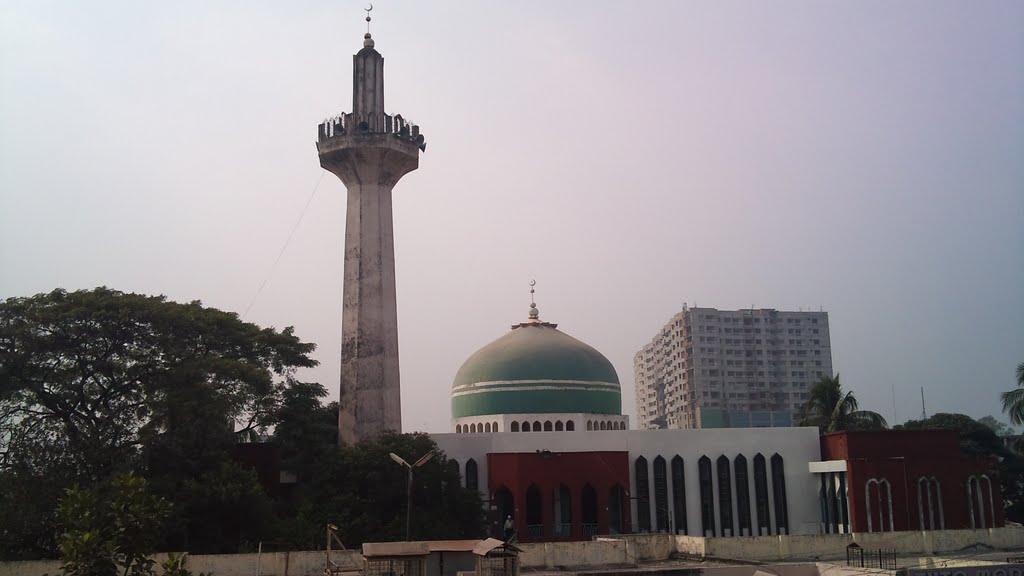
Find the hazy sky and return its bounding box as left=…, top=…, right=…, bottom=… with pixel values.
left=2, top=1, right=1022, bottom=433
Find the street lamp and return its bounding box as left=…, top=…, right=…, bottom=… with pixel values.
left=389, top=450, right=435, bottom=541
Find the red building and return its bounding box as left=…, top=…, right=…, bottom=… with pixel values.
left=486, top=451, right=631, bottom=541
left=816, top=430, right=1003, bottom=533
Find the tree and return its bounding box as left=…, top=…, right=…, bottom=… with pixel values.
left=274, top=432, right=485, bottom=549
left=1001, top=362, right=1024, bottom=426
left=0, top=287, right=317, bottom=557
left=272, top=379, right=337, bottom=482
left=898, top=412, right=1024, bottom=524
left=978, top=415, right=1017, bottom=437
left=797, top=374, right=887, bottom=433
left=56, top=473, right=168, bottom=576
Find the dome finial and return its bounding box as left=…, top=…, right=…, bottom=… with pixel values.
left=528, top=279, right=540, bottom=320
left=363, top=4, right=375, bottom=47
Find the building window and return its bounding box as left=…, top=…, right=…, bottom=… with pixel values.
left=671, top=456, right=687, bottom=535
left=511, top=421, right=519, bottom=432
left=654, top=456, right=669, bottom=532
left=532, top=421, right=541, bottom=432
left=967, top=475, right=994, bottom=529
left=544, top=420, right=553, bottom=431
left=526, top=484, right=543, bottom=538
left=456, top=424, right=462, bottom=433
left=635, top=457, right=651, bottom=532
left=754, top=454, right=770, bottom=535
left=865, top=478, right=893, bottom=532
left=771, top=454, right=789, bottom=534
left=521, top=420, right=530, bottom=432
left=555, top=420, right=564, bottom=431
left=717, top=455, right=733, bottom=536
left=566, top=421, right=575, bottom=431
left=735, top=455, right=751, bottom=536
left=466, top=459, right=478, bottom=491
left=698, top=456, right=715, bottom=537
left=918, top=476, right=944, bottom=530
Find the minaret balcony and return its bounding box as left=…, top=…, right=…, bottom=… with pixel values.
left=316, top=111, right=426, bottom=154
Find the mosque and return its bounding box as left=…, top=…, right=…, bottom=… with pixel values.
left=432, top=296, right=1005, bottom=541
left=316, top=23, right=1005, bottom=544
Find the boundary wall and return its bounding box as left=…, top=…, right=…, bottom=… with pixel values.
left=2, top=528, right=1020, bottom=576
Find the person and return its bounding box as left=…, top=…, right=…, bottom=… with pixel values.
left=503, top=515, right=514, bottom=541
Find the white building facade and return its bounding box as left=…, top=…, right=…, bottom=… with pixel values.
left=432, top=427, right=822, bottom=538
left=634, top=306, right=833, bottom=429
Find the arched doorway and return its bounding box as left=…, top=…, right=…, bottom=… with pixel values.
left=609, top=484, right=627, bottom=534
left=494, top=486, right=514, bottom=539
left=526, top=484, right=544, bottom=538
left=553, top=484, right=572, bottom=537
left=582, top=483, right=598, bottom=537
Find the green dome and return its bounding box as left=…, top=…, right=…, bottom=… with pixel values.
left=452, top=321, right=621, bottom=418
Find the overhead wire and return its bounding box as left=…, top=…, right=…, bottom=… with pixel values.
left=242, top=170, right=326, bottom=319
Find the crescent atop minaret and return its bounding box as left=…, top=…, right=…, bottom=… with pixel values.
left=366, top=4, right=373, bottom=12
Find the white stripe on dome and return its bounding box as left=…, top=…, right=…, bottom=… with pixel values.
left=452, top=383, right=621, bottom=398
left=453, top=379, right=619, bottom=390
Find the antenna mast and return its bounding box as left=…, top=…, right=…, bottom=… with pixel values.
left=920, top=386, right=926, bottom=420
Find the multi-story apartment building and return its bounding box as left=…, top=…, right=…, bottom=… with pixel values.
left=634, top=306, right=833, bottom=429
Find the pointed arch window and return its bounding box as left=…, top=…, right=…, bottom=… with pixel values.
left=671, top=456, right=687, bottom=535
left=734, top=455, right=751, bottom=536
left=635, top=456, right=651, bottom=532
left=511, top=421, right=519, bottom=432
left=865, top=478, right=893, bottom=532
left=654, top=456, right=669, bottom=532
left=566, top=421, right=575, bottom=431
left=698, top=456, right=715, bottom=537
left=917, top=476, right=944, bottom=530
left=717, top=455, right=733, bottom=536
left=754, top=454, right=770, bottom=535
left=770, top=454, right=788, bottom=534
left=466, top=458, right=478, bottom=491
left=555, top=420, right=564, bottom=431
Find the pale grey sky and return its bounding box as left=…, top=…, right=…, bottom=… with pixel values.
left=2, top=1, right=1022, bottom=433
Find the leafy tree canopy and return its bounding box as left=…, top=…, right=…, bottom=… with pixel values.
left=0, top=287, right=317, bottom=477
left=273, top=431, right=486, bottom=549
left=0, top=287, right=317, bottom=558
left=896, top=412, right=1023, bottom=524
left=897, top=412, right=1007, bottom=457
left=1001, top=362, right=1024, bottom=426
left=978, top=415, right=1017, bottom=438
left=797, top=374, right=887, bottom=433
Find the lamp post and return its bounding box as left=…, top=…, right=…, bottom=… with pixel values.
left=389, top=450, right=435, bottom=541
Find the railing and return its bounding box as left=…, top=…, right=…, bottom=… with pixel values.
left=847, top=546, right=896, bottom=570
left=318, top=112, right=426, bottom=151
left=553, top=523, right=572, bottom=537
left=582, top=523, right=599, bottom=537
left=527, top=524, right=544, bottom=538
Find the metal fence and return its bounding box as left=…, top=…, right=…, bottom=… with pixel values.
left=847, top=546, right=897, bottom=570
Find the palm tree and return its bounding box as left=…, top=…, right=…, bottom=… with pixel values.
left=1000, top=362, right=1024, bottom=425
left=798, top=374, right=888, bottom=433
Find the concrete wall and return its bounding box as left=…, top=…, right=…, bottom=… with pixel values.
left=696, top=527, right=1024, bottom=562
left=3, top=528, right=1020, bottom=576
left=0, top=550, right=364, bottom=576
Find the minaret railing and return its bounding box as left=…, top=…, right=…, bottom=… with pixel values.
left=318, top=112, right=425, bottom=150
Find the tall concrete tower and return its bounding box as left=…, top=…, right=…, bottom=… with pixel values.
left=316, top=29, right=425, bottom=445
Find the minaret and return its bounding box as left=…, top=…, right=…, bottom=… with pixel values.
left=317, top=17, right=425, bottom=445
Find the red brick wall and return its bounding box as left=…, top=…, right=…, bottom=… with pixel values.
left=822, top=431, right=1003, bottom=531
left=486, top=451, right=630, bottom=541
